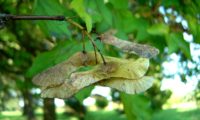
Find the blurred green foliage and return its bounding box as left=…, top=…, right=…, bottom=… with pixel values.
left=1, top=109, right=200, bottom=120
left=0, top=0, right=200, bottom=120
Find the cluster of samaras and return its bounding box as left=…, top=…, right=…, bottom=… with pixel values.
left=33, top=30, right=159, bottom=98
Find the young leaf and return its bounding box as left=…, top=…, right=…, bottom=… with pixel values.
left=70, top=0, right=92, bottom=32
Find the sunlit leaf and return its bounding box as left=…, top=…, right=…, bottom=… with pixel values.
left=70, top=0, right=92, bottom=32
left=147, top=23, right=169, bottom=35
left=166, top=32, right=191, bottom=59
left=186, top=15, right=200, bottom=43
left=121, top=94, right=152, bottom=120
left=165, top=33, right=179, bottom=54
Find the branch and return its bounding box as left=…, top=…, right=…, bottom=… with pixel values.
left=65, top=17, right=106, bottom=65
left=0, top=14, right=106, bottom=64
left=0, top=14, right=65, bottom=21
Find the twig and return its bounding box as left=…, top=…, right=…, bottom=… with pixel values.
left=84, top=31, right=106, bottom=65
left=0, top=14, right=65, bottom=21
left=92, top=41, right=98, bottom=64
left=0, top=14, right=106, bottom=64
left=65, top=18, right=84, bottom=30
left=65, top=17, right=106, bottom=65
left=81, top=31, right=86, bottom=53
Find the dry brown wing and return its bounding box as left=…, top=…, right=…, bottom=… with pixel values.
left=32, top=51, right=103, bottom=88
left=41, top=79, right=78, bottom=99
left=32, top=61, right=76, bottom=88
left=100, top=30, right=159, bottom=58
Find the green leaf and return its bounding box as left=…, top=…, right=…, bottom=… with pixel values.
left=112, top=11, right=124, bottom=32
left=121, top=93, right=152, bottom=120
left=95, top=0, right=112, bottom=26
left=147, top=23, right=169, bottom=36
left=165, top=33, right=179, bottom=54
left=27, top=40, right=78, bottom=77
left=33, top=0, right=71, bottom=38
left=166, top=32, right=191, bottom=59
left=109, top=0, right=128, bottom=9
left=131, top=17, right=150, bottom=41
left=116, top=11, right=136, bottom=33
left=148, top=36, right=166, bottom=54
left=112, top=11, right=146, bottom=39
left=75, top=86, right=94, bottom=103
left=85, top=0, right=102, bottom=23
left=85, top=110, right=126, bottom=120
left=70, top=0, right=92, bottom=32
left=27, top=39, right=106, bottom=78
left=161, top=0, right=180, bottom=8
left=186, top=15, right=200, bottom=43
left=178, top=38, right=191, bottom=59
left=112, top=12, right=150, bottom=41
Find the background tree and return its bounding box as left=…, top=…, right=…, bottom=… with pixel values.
left=0, top=0, right=199, bottom=120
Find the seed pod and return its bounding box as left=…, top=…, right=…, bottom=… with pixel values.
left=98, top=76, right=154, bottom=94
left=100, top=30, right=159, bottom=58
left=41, top=80, right=78, bottom=98
left=32, top=51, right=102, bottom=88
left=70, top=57, right=149, bottom=90
left=33, top=51, right=153, bottom=99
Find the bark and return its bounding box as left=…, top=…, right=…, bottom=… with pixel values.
left=43, top=98, right=56, bottom=120
left=22, top=90, right=36, bottom=120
